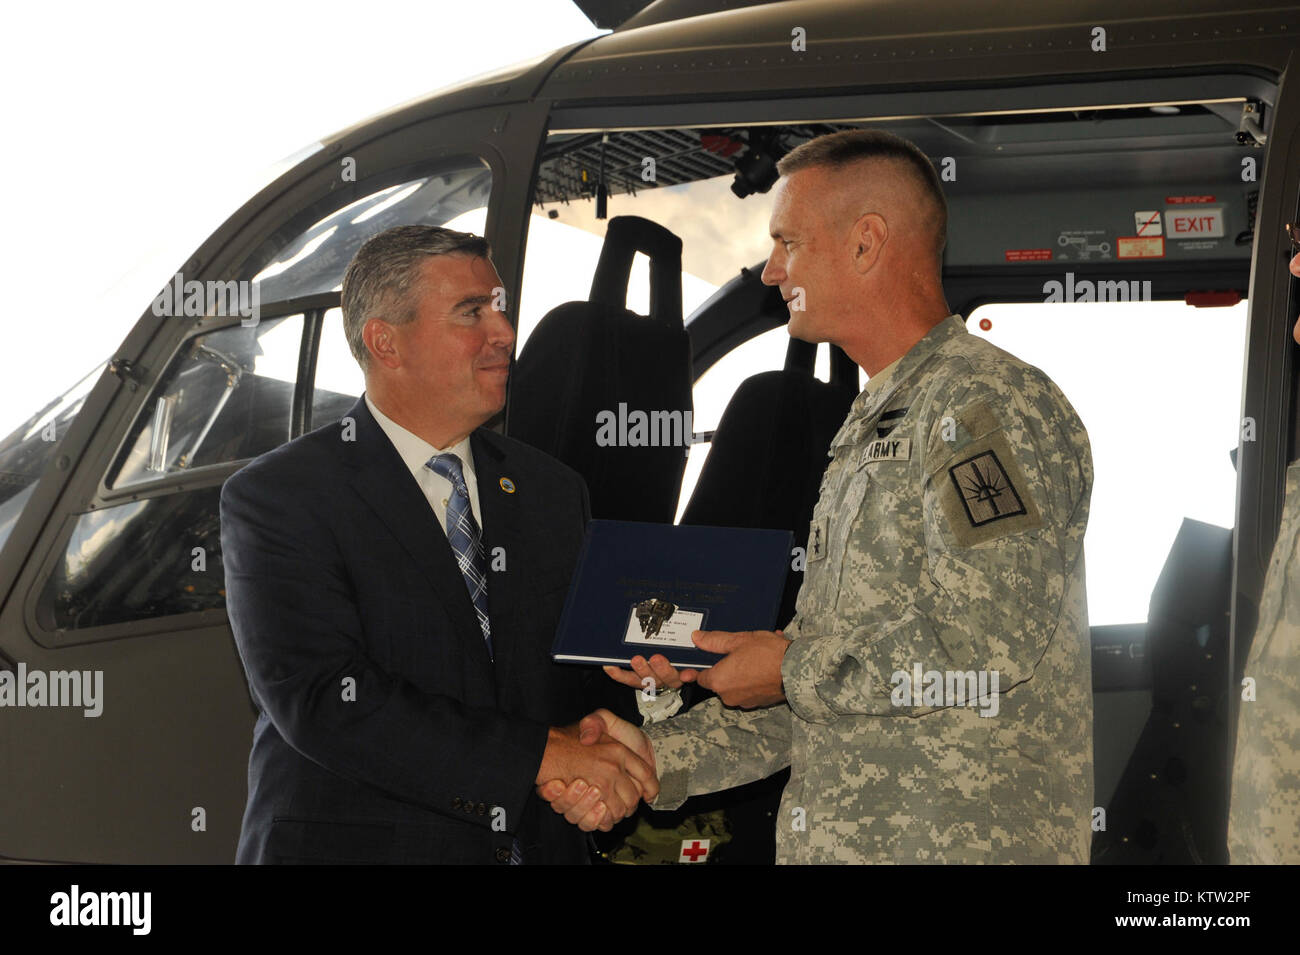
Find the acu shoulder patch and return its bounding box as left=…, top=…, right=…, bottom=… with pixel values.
left=934, top=425, right=1043, bottom=547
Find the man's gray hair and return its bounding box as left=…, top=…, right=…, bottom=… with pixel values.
left=776, top=129, right=947, bottom=259
left=341, top=224, right=491, bottom=370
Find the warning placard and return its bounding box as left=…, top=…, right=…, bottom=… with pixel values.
left=1004, top=248, right=1053, bottom=262
left=1117, top=236, right=1165, bottom=259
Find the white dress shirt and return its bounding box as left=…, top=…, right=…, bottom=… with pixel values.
left=365, top=394, right=482, bottom=535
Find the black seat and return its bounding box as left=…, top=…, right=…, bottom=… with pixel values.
left=1091, top=518, right=1233, bottom=863
left=682, top=336, right=860, bottom=627
left=510, top=216, right=692, bottom=523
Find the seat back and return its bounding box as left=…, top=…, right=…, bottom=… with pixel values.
left=510, top=216, right=692, bottom=522
left=1091, top=518, right=1233, bottom=863
left=682, top=337, right=859, bottom=626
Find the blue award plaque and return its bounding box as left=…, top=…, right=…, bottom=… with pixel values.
left=550, top=520, right=793, bottom=669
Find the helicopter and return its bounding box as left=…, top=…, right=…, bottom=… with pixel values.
left=0, top=0, right=1296, bottom=864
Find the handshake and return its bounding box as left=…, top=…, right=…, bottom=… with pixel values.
left=532, top=632, right=789, bottom=832
left=534, top=708, right=658, bottom=832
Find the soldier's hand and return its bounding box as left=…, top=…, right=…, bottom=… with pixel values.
left=604, top=654, right=685, bottom=691
left=689, top=629, right=790, bottom=709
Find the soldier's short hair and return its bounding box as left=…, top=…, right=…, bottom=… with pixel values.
left=341, top=224, right=491, bottom=371
left=776, top=129, right=947, bottom=260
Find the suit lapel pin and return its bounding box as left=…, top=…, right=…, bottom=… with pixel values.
left=499, top=477, right=516, bottom=493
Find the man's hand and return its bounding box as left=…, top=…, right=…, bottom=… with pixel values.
left=688, top=630, right=790, bottom=709
left=602, top=632, right=791, bottom=709
left=603, top=654, right=685, bottom=692
left=537, top=709, right=657, bottom=831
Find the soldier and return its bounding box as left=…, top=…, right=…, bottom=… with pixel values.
left=1227, top=228, right=1300, bottom=864
left=539, top=129, right=1095, bottom=863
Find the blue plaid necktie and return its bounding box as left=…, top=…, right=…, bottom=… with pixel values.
left=427, top=453, right=492, bottom=658
left=426, top=452, right=522, bottom=864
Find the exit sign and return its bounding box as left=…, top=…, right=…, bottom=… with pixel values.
left=1164, top=208, right=1224, bottom=239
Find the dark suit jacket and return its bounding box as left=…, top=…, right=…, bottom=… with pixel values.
left=221, top=395, right=619, bottom=864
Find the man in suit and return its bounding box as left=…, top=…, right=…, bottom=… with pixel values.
left=222, top=224, right=656, bottom=864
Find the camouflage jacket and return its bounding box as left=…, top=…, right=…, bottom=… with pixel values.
left=646, top=315, right=1095, bottom=863
left=1229, top=460, right=1300, bottom=863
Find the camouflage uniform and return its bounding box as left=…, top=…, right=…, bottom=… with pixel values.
left=1229, top=461, right=1300, bottom=863
left=646, top=315, right=1094, bottom=863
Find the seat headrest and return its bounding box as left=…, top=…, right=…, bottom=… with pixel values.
left=782, top=337, right=859, bottom=400
left=590, top=216, right=683, bottom=325
left=784, top=338, right=815, bottom=373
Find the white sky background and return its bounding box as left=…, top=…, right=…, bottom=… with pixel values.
left=971, top=301, right=1247, bottom=626
left=0, top=0, right=600, bottom=436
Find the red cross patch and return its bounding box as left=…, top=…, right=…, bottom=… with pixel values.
left=680, top=839, right=710, bottom=863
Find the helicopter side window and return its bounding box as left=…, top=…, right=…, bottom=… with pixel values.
left=35, top=487, right=226, bottom=632
left=0, top=366, right=100, bottom=556
left=108, top=316, right=305, bottom=489
left=249, top=162, right=493, bottom=303
left=311, top=306, right=366, bottom=425
left=34, top=316, right=308, bottom=632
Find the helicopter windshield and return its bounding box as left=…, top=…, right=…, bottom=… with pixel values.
left=0, top=365, right=100, bottom=556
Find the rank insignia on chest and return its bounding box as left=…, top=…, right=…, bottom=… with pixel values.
left=808, top=517, right=828, bottom=562
left=875, top=406, right=909, bottom=439
left=858, top=437, right=911, bottom=468
left=949, top=450, right=1026, bottom=526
